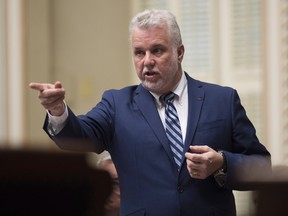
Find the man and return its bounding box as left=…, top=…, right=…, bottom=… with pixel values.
left=97, top=154, right=120, bottom=216
left=30, top=9, right=271, bottom=216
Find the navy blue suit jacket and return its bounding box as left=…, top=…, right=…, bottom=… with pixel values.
left=45, top=73, right=270, bottom=216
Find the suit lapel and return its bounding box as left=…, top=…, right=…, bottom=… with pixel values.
left=134, top=85, right=176, bottom=166
left=180, top=75, right=205, bottom=168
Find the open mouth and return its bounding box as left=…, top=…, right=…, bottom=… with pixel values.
left=144, top=71, right=158, bottom=77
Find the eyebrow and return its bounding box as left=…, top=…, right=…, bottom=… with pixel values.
left=133, top=43, right=165, bottom=51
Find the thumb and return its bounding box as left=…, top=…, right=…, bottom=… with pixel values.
left=54, top=81, right=62, bottom=89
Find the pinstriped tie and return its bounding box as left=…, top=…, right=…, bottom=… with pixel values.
left=161, top=92, right=184, bottom=171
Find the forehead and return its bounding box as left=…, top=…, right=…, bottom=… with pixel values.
left=131, top=26, right=171, bottom=48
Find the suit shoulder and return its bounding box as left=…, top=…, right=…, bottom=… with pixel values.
left=102, top=85, right=140, bottom=99
left=191, top=78, right=235, bottom=93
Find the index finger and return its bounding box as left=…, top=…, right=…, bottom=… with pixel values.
left=29, top=82, right=51, bottom=92
left=185, top=151, right=209, bottom=164
left=189, top=145, right=211, bottom=154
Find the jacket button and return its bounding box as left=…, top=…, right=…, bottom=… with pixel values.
left=177, top=186, right=184, bottom=193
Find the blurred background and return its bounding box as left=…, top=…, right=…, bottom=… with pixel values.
left=0, top=0, right=287, bottom=215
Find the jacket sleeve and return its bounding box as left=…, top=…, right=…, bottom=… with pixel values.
left=43, top=90, right=116, bottom=154
left=224, top=90, right=271, bottom=190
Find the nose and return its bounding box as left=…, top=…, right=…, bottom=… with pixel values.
left=143, top=52, right=155, bottom=68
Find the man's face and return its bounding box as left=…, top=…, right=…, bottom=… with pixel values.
left=131, top=25, right=184, bottom=95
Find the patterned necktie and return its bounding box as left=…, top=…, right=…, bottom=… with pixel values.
left=161, top=92, right=184, bottom=170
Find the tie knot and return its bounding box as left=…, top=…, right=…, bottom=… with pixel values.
left=160, top=92, right=175, bottom=104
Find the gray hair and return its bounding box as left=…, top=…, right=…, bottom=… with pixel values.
left=129, top=9, right=182, bottom=47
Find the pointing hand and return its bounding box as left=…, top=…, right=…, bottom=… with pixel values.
left=29, top=81, right=66, bottom=116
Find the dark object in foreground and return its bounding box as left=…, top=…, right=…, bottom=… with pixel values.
left=251, top=165, right=288, bottom=216
left=0, top=149, right=112, bottom=216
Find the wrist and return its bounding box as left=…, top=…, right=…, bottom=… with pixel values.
left=218, top=151, right=227, bottom=172
left=213, top=151, right=227, bottom=187
left=49, top=102, right=66, bottom=116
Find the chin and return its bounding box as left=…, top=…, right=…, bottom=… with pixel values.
left=142, top=82, right=160, bottom=93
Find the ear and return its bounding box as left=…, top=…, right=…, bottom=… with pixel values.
left=177, top=44, right=185, bottom=63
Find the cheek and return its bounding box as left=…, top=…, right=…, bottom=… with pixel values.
left=158, top=58, right=175, bottom=72
left=134, top=62, right=143, bottom=79
left=159, top=54, right=175, bottom=66
left=134, top=60, right=143, bottom=72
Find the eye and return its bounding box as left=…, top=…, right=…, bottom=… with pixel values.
left=134, top=50, right=145, bottom=58
left=152, top=47, right=165, bottom=56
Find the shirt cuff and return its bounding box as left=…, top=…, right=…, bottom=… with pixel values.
left=46, top=101, right=68, bottom=135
